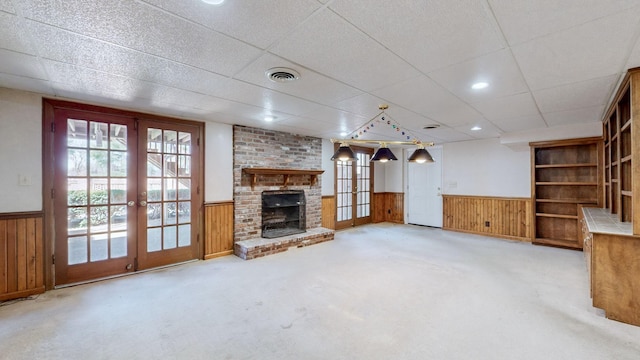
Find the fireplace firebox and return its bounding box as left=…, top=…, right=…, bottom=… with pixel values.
left=261, top=190, right=306, bottom=238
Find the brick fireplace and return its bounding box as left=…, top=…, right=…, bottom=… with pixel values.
left=232, top=125, right=334, bottom=259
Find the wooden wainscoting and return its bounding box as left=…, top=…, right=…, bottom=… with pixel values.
left=321, top=196, right=336, bottom=230
left=373, top=192, right=404, bottom=224
left=443, top=195, right=532, bottom=241
left=204, top=202, right=234, bottom=259
left=0, top=212, right=45, bottom=301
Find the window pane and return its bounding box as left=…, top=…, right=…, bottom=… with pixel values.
left=147, top=203, right=162, bottom=227
left=68, top=178, right=87, bottom=206
left=110, top=178, right=127, bottom=204
left=164, top=130, right=177, bottom=154
left=164, top=179, right=177, bottom=200
left=178, top=179, right=191, bottom=200
left=165, top=202, right=177, bottom=225
left=147, top=228, right=162, bottom=252
left=147, top=178, right=162, bottom=202
left=90, top=206, right=109, bottom=232
left=68, top=207, right=87, bottom=235
left=90, top=179, right=108, bottom=205
left=147, top=154, right=162, bottom=177
left=90, top=122, right=108, bottom=149
left=67, top=119, right=87, bottom=147
left=178, top=155, right=191, bottom=177
left=89, top=150, right=108, bottom=176
left=147, top=128, right=162, bottom=153
left=178, top=132, right=191, bottom=154
left=164, top=155, right=177, bottom=176
left=68, top=236, right=88, bottom=265
left=163, top=226, right=177, bottom=249
left=178, top=224, right=191, bottom=247
left=110, top=124, right=127, bottom=150
left=67, top=149, right=87, bottom=176
left=178, top=201, right=190, bottom=224
left=110, top=151, right=127, bottom=177
left=110, top=231, right=127, bottom=258
left=90, top=234, right=108, bottom=262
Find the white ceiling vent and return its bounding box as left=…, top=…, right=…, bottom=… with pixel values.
left=423, top=124, right=441, bottom=130
left=266, top=67, right=300, bottom=83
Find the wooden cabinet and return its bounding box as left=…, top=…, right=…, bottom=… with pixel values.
left=602, top=67, right=640, bottom=233
left=580, top=207, right=640, bottom=327
left=530, top=138, right=602, bottom=249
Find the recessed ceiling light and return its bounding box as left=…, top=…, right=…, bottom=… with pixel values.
left=202, top=0, right=225, bottom=5
left=471, top=82, right=489, bottom=90
left=264, top=116, right=275, bottom=122
left=471, top=126, right=482, bottom=131
left=340, top=132, right=347, bottom=137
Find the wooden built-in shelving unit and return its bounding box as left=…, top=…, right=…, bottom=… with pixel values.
left=530, top=138, right=603, bottom=249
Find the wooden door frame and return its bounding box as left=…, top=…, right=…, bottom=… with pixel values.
left=42, top=99, right=205, bottom=289
left=333, top=144, right=374, bottom=230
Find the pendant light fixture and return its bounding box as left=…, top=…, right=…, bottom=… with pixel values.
left=330, top=105, right=435, bottom=164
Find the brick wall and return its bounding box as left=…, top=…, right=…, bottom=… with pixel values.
left=233, top=125, right=323, bottom=242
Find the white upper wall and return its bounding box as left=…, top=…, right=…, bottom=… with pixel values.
left=204, top=121, right=233, bottom=202
left=0, top=88, right=42, bottom=212
left=442, top=138, right=530, bottom=198
left=321, top=139, right=335, bottom=196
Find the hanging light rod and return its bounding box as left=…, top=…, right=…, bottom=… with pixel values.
left=330, top=104, right=436, bottom=163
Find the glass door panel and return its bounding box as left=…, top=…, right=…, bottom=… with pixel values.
left=55, top=113, right=137, bottom=285
left=136, top=122, right=199, bottom=270
left=335, top=147, right=373, bottom=229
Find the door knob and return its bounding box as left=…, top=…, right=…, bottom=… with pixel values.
left=139, top=200, right=147, bottom=207
left=127, top=201, right=135, bottom=207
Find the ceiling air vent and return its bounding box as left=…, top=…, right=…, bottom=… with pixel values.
left=266, top=67, right=300, bottom=83
left=423, top=124, right=441, bottom=130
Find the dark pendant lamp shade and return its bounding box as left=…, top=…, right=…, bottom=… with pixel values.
left=408, top=147, right=434, bottom=163
left=371, top=146, right=397, bottom=162
left=331, top=143, right=357, bottom=162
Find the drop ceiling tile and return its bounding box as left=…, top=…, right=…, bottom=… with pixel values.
left=428, top=49, right=529, bottom=103
left=419, top=127, right=474, bottom=143
left=141, top=0, right=321, bottom=49
left=0, top=0, right=15, bottom=13
left=0, top=72, right=53, bottom=95
left=333, top=93, right=389, bottom=118
left=0, top=12, right=35, bottom=54
left=269, top=9, right=420, bottom=92
left=490, top=114, right=548, bottom=133
left=471, top=92, right=539, bottom=124
left=371, top=75, right=469, bottom=119
left=295, top=105, right=370, bottom=134
left=234, top=53, right=362, bottom=105
left=543, top=105, right=605, bottom=127
left=0, top=48, right=47, bottom=80
left=427, top=105, right=485, bottom=128
left=512, top=8, right=640, bottom=91
left=19, top=0, right=262, bottom=76
left=330, top=0, right=505, bottom=73
left=533, top=75, right=618, bottom=114
left=489, top=0, right=640, bottom=45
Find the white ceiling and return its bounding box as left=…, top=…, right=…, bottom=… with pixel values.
left=1, top=0, right=640, bottom=144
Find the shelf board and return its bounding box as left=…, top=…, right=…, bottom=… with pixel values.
left=536, top=213, right=578, bottom=219
left=622, top=190, right=633, bottom=197
left=621, top=155, right=632, bottom=163
left=612, top=161, right=619, bottom=166
left=242, top=168, right=324, bottom=189
left=611, top=179, right=619, bottom=183
left=535, top=182, right=597, bottom=186
left=535, top=163, right=597, bottom=168
left=535, top=199, right=598, bottom=204
left=621, top=119, right=632, bottom=132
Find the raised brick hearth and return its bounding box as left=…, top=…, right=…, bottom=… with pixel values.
left=234, top=227, right=334, bottom=260
left=233, top=125, right=334, bottom=259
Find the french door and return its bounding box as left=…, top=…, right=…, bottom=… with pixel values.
left=48, top=101, right=202, bottom=286
left=335, top=147, right=374, bottom=229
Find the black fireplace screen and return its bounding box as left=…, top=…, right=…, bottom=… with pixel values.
left=262, top=190, right=306, bottom=238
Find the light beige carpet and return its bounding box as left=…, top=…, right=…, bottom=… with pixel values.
left=1, top=223, right=639, bottom=359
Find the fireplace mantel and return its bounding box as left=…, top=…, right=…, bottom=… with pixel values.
left=243, top=168, right=324, bottom=189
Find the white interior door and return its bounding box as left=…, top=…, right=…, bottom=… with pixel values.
left=407, top=146, right=443, bottom=227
